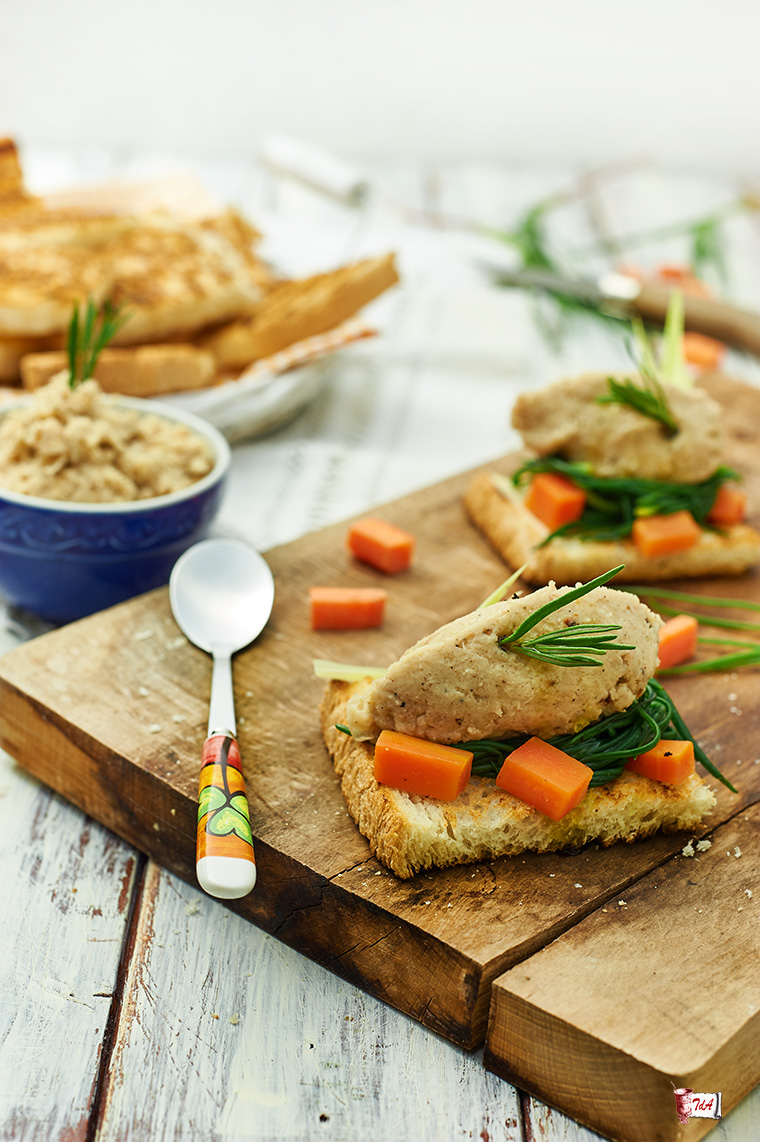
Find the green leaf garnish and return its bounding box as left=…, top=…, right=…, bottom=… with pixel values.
left=454, top=678, right=735, bottom=792
left=597, top=372, right=678, bottom=436
left=66, top=298, right=129, bottom=388
left=498, top=565, right=633, bottom=667
left=512, top=458, right=736, bottom=544
left=595, top=292, right=691, bottom=433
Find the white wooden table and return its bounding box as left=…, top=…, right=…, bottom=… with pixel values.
left=1, top=150, right=759, bottom=1141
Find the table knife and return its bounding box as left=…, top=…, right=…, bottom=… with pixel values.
left=489, top=266, right=760, bottom=359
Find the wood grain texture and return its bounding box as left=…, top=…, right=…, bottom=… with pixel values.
left=484, top=805, right=760, bottom=1142
left=0, top=375, right=759, bottom=1060
left=0, top=746, right=138, bottom=1142
left=96, top=861, right=523, bottom=1141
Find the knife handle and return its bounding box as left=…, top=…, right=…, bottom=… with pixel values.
left=633, top=282, right=760, bottom=358
left=196, top=731, right=256, bottom=899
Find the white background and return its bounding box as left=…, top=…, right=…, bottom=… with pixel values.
left=1, top=0, right=758, bottom=172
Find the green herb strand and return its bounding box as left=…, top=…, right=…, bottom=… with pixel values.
left=597, top=373, right=678, bottom=436
left=66, top=298, right=129, bottom=388
left=621, top=586, right=760, bottom=613
left=498, top=566, right=633, bottom=668
left=454, top=679, right=735, bottom=792
left=513, top=458, right=736, bottom=545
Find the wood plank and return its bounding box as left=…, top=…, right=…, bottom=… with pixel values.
left=96, top=861, right=523, bottom=1141
left=484, top=804, right=760, bottom=1142
left=0, top=746, right=138, bottom=1141
left=0, top=375, right=758, bottom=1053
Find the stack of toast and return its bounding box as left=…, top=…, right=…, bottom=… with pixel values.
left=0, top=139, right=399, bottom=396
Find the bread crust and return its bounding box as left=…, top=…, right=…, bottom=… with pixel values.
left=201, top=253, right=399, bottom=368
left=321, top=679, right=716, bottom=879
left=20, top=344, right=216, bottom=396
left=464, top=470, right=760, bottom=584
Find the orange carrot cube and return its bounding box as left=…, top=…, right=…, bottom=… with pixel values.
left=707, top=484, right=747, bottom=528
left=347, top=517, right=415, bottom=574
left=373, top=730, right=472, bottom=800
left=626, top=739, right=695, bottom=785
left=682, top=331, right=725, bottom=371
left=495, top=737, right=593, bottom=821
left=309, top=586, right=387, bottom=630
left=524, top=472, right=586, bottom=532
left=657, top=614, right=699, bottom=670
left=631, top=511, right=701, bottom=557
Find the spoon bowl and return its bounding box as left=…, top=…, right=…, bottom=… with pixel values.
left=170, top=538, right=275, bottom=655
left=169, top=538, right=275, bottom=900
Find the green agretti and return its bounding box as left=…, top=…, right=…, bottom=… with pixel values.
left=512, top=457, right=735, bottom=545
left=454, top=679, right=733, bottom=791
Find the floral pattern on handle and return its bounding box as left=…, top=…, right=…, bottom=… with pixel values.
left=196, top=733, right=255, bottom=863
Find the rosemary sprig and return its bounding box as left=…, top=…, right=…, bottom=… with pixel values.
left=498, top=565, right=633, bottom=667
left=66, top=298, right=129, bottom=388
left=595, top=292, right=689, bottom=435
left=512, top=458, right=736, bottom=545
left=597, top=373, right=678, bottom=436
left=454, top=679, right=735, bottom=792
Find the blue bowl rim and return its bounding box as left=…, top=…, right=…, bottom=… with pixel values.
left=0, top=393, right=231, bottom=515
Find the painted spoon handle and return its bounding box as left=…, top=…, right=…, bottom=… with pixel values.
left=196, top=732, right=256, bottom=899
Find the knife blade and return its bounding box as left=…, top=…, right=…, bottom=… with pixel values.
left=488, top=265, right=760, bottom=360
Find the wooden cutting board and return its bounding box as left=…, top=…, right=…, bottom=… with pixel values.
left=0, top=376, right=758, bottom=1137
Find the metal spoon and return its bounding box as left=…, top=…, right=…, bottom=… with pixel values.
left=169, top=538, right=275, bottom=900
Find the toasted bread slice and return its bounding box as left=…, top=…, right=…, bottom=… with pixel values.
left=0, top=334, right=57, bottom=382
left=201, top=253, right=398, bottom=368
left=321, top=679, right=716, bottom=879
left=197, top=210, right=274, bottom=292
left=0, top=246, right=113, bottom=336
left=20, top=343, right=216, bottom=396
left=0, top=207, right=136, bottom=252
left=464, top=469, right=760, bottom=584
left=107, top=218, right=262, bottom=345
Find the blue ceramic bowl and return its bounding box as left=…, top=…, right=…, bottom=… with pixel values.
left=0, top=396, right=230, bottom=624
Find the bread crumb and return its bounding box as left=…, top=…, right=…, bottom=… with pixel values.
left=148, top=723, right=162, bottom=734
left=135, top=629, right=154, bottom=641
left=229, top=1014, right=240, bottom=1025
left=185, top=901, right=201, bottom=916
left=618, top=900, right=627, bottom=906
left=138, top=686, right=150, bottom=697
left=152, top=822, right=159, bottom=831
left=734, top=846, right=742, bottom=857
left=574, top=883, right=583, bottom=888
left=172, top=713, right=186, bottom=723
left=745, top=889, right=752, bottom=899
left=681, top=841, right=695, bottom=857
left=696, top=839, right=711, bottom=852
